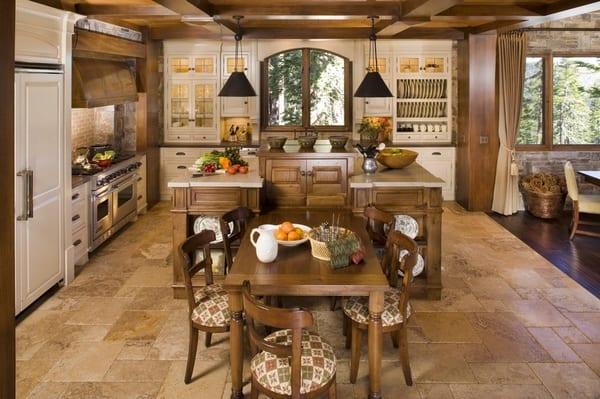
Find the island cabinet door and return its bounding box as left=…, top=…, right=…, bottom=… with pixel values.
left=265, top=159, right=306, bottom=206
left=306, top=159, right=347, bottom=206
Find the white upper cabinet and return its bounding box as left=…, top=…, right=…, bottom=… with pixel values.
left=167, top=55, right=218, bottom=78
left=222, top=52, right=250, bottom=77
left=397, top=54, right=449, bottom=76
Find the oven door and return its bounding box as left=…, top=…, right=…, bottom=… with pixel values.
left=112, top=175, right=138, bottom=225
left=92, top=188, right=113, bottom=239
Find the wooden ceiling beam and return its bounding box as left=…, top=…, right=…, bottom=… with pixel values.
left=387, top=27, right=464, bottom=40
left=185, top=0, right=215, bottom=16
left=469, top=20, right=526, bottom=34
left=212, top=2, right=401, bottom=17
left=151, top=0, right=210, bottom=16
left=401, top=0, right=461, bottom=18
left=150, top=23, right=222, bottom=40
left=435, top=5, right=540, bottom=19
left=75, top=4, right=177, bottom=17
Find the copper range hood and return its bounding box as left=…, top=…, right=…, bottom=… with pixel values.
left=72, top=58, right=138, bottom=108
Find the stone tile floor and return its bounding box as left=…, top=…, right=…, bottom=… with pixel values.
left=16, top=202, right=600, bottom=398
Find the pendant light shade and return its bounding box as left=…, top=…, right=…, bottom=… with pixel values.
left=219, top=71, right=256, bottom=97
left=354, top=71, right=393, bottom=97
left=354, top=16, right=393, bottom=98
left=219, top=16, right=256, bottom=97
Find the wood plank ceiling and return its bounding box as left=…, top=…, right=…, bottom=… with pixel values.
left=35, top=0, right=600, bottom=40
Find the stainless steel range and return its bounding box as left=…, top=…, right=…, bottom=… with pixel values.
left=88, top=157, right=141, bottom=250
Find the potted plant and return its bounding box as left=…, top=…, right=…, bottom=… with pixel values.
left=519, top=173, right=567, bottom=219
left=358, top=117, right=391, bottom=143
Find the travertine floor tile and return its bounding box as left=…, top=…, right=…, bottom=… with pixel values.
left=528, top=327, right=581, bottom=362
left=104, top=310, right=169, bottom=341
left=156, top=360, right=228, bottom=399
left=42, top=341, right=124, bottom=382
left=530, top=362, right=600, bottom=399
left=410, top=344, right=477, bottom=383
left=465, top=277, right=522, bottom=301
left=65, top=297, right=132, bottom=326
left=570, top=344, right=600, bottom=376
left=103, top=360, right=171, bottom=382
left=122, top=266, right=172, bottom=288
left=542, top=288, right=600, bottom=313
left=26, top=381, right=68, bottom=399
left=60, top=381, right=162, bottom=399
left=417, top=383, right=454, bottom=399
left=469, top=362, right=540, bottom=385
left=553, top=326, right=592, bottom=344
left=564, top=312, right=600, bottom=343
left=449, top=383, right=552, bottom=399
left=466, top=312, right=552, bottom=362
left=116, top=339, right=155, bottom=360
left=412, top=312, right=482, bottom=343
left=503, top=299, right=572, bottom=327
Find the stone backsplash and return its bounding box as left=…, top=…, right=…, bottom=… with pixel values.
left=516, top=151, right=600, bottom=196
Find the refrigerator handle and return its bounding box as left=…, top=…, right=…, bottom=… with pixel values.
left=16, top=169, right=33, bottom=221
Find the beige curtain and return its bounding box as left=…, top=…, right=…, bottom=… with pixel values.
left=492, top=32, right=527, bottom=215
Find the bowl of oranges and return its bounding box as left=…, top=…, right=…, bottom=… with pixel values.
left=263, top=221, right=311, bottom=247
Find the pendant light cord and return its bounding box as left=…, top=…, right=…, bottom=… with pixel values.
left=234, top=16, right=243, bottom=73
left=370, top=16, right=378, bottom=72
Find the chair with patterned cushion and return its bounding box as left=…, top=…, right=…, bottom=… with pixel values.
left=564, top=161, right=600, bottom=240
left=178, top=230, right=230, bottom=384
left=343, top=230, right=418, bottom=386
left=219, top=206, right=253, bottom=273
left=242, top=281, right=337, bottom=399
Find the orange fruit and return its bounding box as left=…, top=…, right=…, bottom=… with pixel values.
left=287, top=231, right=300, bottom=241
left=280, top=221, right=295, bottom=234
left=275, top=230, right=288, bottom=241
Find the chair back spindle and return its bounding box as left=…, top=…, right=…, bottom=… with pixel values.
left=178, top=230, right=217, bottom=313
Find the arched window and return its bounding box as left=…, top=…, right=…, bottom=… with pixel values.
left=261, top=48, right=352, bottom=132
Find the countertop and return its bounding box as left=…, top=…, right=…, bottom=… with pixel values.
left=168, top=170, right=264, bottom=189
left=161, top=141, right=261, bottom=149
left=349, top=162, right=444, bottom=188
left=72, top=175, right=90, bottom=189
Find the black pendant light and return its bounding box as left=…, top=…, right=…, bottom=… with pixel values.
left=354, top=16, right=393, bottom=98
left=219, top=16, right=256, bottom=97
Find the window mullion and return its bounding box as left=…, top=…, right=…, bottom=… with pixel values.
left=544, top=53, right=553, bottom=149
left=302, top=48, right=311, bottom=129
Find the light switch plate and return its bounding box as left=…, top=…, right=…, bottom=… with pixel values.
left=480, top=136, right=489, bottom=144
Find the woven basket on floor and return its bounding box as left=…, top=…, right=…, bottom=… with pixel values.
left=521, top=189, right=566, bottom=219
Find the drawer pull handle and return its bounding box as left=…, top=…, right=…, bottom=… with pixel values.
left=137, top=177, right=143, bottom=182
left=177, top=165, right=187, bottom=169
left=72, top=193, right=80, bottom=201
left=138, top=195, right=143, bottom=200
left=72, top=214, right=80, bottom=222
left=432, top=152, right=442, bottom=155
left=73, top=239, right=82, bottom=247
left=176, top=152, right=186, bottom=156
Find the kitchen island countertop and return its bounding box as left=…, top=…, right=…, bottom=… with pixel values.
left=168, top=170, right=264, bottom=188
left=349, top=162, right=444, bottom=188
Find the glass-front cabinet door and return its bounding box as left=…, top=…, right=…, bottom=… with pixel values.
left=423, top=56, right=447, bottom=74
left=193, top=55, right=217, bottom=77
left=168, top=56, right=191, bottom=76
left=168, top=81, right=191, bottom=129
left=398, top=56, right=420, bottom=74
left=168, top=55, right=217, bottom=77
left=193, top=81, right=216, bottom=129
left=222, top=53, right=249, bottom=77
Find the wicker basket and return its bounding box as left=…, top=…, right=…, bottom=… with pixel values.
left=521, top=189, right=566, bottom=219
left=308, top=227, right=353, bottom=261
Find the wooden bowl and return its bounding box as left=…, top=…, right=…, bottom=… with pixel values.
left=297, top=136, right=317, bottom=149
left=376, top=148, right=418, bottom=169
left=329, top=136, right=349, bottom=148
left=268, top=136, right=287, bottom=149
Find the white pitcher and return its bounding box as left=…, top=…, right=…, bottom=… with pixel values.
left=250, top=227, right=278, bottom=263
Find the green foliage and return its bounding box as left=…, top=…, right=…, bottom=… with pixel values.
left=267, top=49, right=345, bottom=127
left=518, top=56, right=600, bottom=145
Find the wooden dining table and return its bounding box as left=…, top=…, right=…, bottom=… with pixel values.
left=223, top=210, right=390, bottom=399
left=578, top=170, right=600, bottom=186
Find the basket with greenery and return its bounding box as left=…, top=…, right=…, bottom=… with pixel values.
left=519, top=173, right=567, bottom=219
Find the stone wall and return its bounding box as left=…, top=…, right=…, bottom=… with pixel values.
left=516, top=12, right=600, bottom=196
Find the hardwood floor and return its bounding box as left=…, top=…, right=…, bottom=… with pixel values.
left=490, top=210, right=600, bottom=299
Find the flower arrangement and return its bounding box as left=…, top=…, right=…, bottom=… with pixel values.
left=358, top=117, right=391, bottom=142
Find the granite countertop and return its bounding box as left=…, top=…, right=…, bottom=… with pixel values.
left=349, top=162, right=444, bottom=188
left=168, top=169, right=264, bottom=189
left=72, top=175, right=90, bottom=189
left=161, top=141, right=261, bottom=149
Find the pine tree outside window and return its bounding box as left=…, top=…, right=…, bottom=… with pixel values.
left=517, top=53, right=600, bottom=150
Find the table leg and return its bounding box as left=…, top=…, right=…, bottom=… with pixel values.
left=229, top=290, right=244, bottom=399
left=368, top=291, right=384, bottom=399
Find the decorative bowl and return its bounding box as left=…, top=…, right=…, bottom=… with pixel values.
left=376, top=148, right=418, bottom=169
left=268, top=136, right=287, bottom=149
left=297, top=135, right=317, bottom=149
left=258, top=224, right=312, bottom=247
left=329, top=136, right=349, bottom=148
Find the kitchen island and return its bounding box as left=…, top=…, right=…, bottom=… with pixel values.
left=169, top=170, right=264, bottom=297
left=350, top=163, right=444, bottom=299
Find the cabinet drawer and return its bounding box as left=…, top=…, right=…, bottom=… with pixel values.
left=71, top=197, right=87, bottom=234
left=188, top=188, right=242, bottom=211
left=373, top=188, right=425, bottom=208
left=71, top=184, right=87, bottom=203
left=72, top=225, right=88, bottom=261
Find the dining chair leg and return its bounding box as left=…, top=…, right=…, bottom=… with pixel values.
left=205, top=332, right=212, bottom=348
left=390, top=330, right=399, bottom=348
left=343, top=314, right=348, bottom=337
left=250, top=377, right=259, bottom=399
left=185, top=325, right=199, bottom=384
left=330, top=297, right=338, bottom=311
left=570, top=203, right=579, bottom=240
left=398, top=324, right=413, bottom=386
left=345, top=317, right=351, bottom=349
left=350, top=323, right=362, bottom=384
left=328, top=376, right=337, bottom=399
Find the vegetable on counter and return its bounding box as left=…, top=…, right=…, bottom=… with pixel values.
left=193, top=147, right=249, bottom=175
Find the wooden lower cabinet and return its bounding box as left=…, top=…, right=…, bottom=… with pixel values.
left=353, top=186, right=443, bottom=300
left=261, top=154, right=353, bottom=208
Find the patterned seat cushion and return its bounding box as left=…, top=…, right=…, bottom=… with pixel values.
left=343, top=288, right=412, bottom=327
left=191, top=284, right=230, bottom=327
left=250, top=329, right=336, bottom=396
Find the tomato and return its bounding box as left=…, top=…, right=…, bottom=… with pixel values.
left=239, top=166, right=248, bottom=174
left=226, top=166, right=238, bottom=174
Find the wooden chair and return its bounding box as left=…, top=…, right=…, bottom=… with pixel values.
left=564, top=161, right=600, bottom=240
left=219, top=206, right=253, bottom=273
left=331, top=205, right=394, bottom=312
left=242, top=281, right=337, bottom=399
left=343, top=230, right=418, bottom=386
left=178, top=230, right=230, bottom=384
